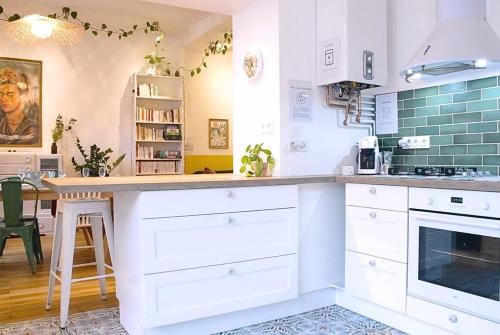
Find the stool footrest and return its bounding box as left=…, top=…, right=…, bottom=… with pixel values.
left=71, top=273, right=114, bottom=283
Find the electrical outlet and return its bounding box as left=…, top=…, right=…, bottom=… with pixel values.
left=260, top=121, right=274, bottom=134
left=398, top=136, right=430, bottom=149
left=290, top=139, right=308, bottom=152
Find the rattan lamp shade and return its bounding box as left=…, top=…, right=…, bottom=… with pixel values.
left=6, top=14, right=84, bottom=46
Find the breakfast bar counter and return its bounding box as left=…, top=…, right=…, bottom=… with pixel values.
left=41, top=174, right=337, bottom=193
left=40, top=173, right=337, bottom=335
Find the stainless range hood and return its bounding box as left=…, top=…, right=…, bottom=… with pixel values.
left=401, top=0, right=500, bottom=83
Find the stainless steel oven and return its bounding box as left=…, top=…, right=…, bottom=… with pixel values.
left=408, top=187, right=500, bottom=322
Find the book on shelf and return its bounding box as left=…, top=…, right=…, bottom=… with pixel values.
left=137, top=83, right=161, bottom=97
left=136, top=107, right=180, bottom=123
left=136, top=125, right=167, bottom=141
left=136, top=160, right=179, bottom=174
left=155, top=150, right=182, bottom=159
left=164, top=124, right=182, bottom=140
left=136, top=145, right=155, bottom=159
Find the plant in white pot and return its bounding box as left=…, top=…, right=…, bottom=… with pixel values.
left=239, top=143, right=275, bottom=177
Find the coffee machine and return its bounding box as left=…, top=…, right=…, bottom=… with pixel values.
left=357, top=136, right=380, bottom=175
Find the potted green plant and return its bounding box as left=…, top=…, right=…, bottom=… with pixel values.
left=239, top=143, right=275, bottom=177
left=51, top=114, right=77, bottom=154
left=71, top=137, right=126, bottom=177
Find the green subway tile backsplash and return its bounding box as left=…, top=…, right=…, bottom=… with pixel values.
left=415, top=86, right=439, bottom=98
left=427, top=95, right=452, bottom=106
left=439, top=82, right=466, bottom=94
left=467, top=77, right=497, bottom=90
left=440, top=103, right=466, bottom=114
left=468, top=122, right=497, bottom=133
left=452, top=90, right=481, bottom=103
left=468, top=144, right=498, bottom=155
left=404, top=98, right=426, bottom=109
left=427, top=115, right=452, bottom=125
left=440, top=145, right=467, bottom=155
left=398, top=90, right=414, bottom=100
left=384, top=75, right=500, bottom=174
left=415, top=106, right=440, bottom=117
left=467, top=99, right=497, bottom=112
left=453, top=112, right=481, bottom=124
left=482, top=87, right=500, bottom=99
left=416, top=126, right=439, bottom=136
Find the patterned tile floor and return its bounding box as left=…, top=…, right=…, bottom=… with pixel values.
left=0, top=305, right=406, bottom=335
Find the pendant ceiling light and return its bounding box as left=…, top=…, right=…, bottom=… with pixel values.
left=5, top=14, right=84, bottom=46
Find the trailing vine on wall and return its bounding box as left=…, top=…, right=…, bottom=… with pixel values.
left=0, top=5, right=232, bottom=77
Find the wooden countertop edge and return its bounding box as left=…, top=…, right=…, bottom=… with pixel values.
left=42, top=175, right=337, bottom=193
left=335, top=175, right=500, bottom=192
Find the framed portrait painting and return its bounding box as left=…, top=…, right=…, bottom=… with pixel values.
left=0, top=57, right=42, bottom=147
left=208, top=118, right=229, bottom=149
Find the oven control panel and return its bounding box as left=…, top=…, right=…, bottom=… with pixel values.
left=410, top=187, right=500, bottom=218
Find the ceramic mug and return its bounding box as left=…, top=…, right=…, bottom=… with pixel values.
left=341, top=165, right=354, bottom=176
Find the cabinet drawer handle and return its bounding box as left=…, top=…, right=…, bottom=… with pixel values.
left=369, top=212, right=377, bottom=219
left=225, top=216, right=234, bottom=225
left=225, top=190, right=234, bottom=198
left=369, top=187, right=377, bottom=195
left=228, top=268, right=235, bottom=275
left=369, top=260, right=376, bottom=266
left=448, top=315, right=458, bottom=323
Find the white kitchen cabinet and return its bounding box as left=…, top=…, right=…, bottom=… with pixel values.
left=346, top=206, right=408, bottom=262
left=407, top=296, right=500, bottom=335
left=140, top=185, right=298, bottom=218
left=143, top=255, right=298, bottom=327
left=141, top=208, right=297, bottom=274
left=345, top=251, right=407, bottom=313
left=346, top=183, right=408, bottom=212
left=115, top=185, right=299, bottom=335
left=345, top=183, right=408, bottom=313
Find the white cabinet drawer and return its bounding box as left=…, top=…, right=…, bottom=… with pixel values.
left=407, top=296, right=500, bottom=335
left=345, top=251, right=407, bottom=313
left=346, top=206, right=408, bottom=263
left=346, top=184, right=408, bottom=212
left=143, top=254, right=298, bottom=327
left=141, top=208, right=298, bottom=274
left=140, top=185, right=298, bottom=218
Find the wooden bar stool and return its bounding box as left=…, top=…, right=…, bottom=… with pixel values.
left=45, top=195, right=115, bottom=329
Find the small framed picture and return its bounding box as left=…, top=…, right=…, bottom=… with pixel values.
left=208, top=118, right=228, bottom=149
left=0, top=57, right=42, bottom=147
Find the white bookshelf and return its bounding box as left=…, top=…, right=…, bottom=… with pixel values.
left=132, top=73, right=185, bottom=176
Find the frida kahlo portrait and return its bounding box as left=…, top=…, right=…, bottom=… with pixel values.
left=0, top=57, right=42, bottom=146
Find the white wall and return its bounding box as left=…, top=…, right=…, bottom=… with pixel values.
left=0, top=1, right=182, bottom=176
left=183, top=50, right=233, bottom=156
left=232, top=0, right=282, bottom=173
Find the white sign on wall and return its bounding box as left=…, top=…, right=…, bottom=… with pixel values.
left=289, top=80, right=313, bottom=122
left=376, top=92, right=398, bottom=135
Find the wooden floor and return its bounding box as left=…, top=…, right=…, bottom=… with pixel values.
left=0, top=232, right=117, bottom=324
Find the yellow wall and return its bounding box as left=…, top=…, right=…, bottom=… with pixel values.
left=185, top=155, right=233, bottom=174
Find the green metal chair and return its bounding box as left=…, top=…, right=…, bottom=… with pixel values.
left=0, top=177, right=43, bottom=273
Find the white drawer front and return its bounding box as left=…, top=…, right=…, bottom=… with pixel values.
left=141, top=208, right=298, bottom=274
left=140, top=185, right=298, bottom=218
left=143, top=255, right=298, bottom=327
left=407, top=296, right=500, bottom=335
left=346, top=183, right=408, bottom=211
left=345, top=251, right=407, bottom=313
left=346, top=206, right=408, bottom=263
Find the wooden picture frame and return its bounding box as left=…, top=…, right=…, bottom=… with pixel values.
left=0, top=57, right=42, bottom=147
left=208, top=118, right=229, bottom=149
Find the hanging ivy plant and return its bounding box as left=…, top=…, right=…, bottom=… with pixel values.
left=0, top=5, right=232, bottom=77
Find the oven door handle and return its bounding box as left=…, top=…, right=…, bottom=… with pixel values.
left=410, top=212, right=500, bottom=230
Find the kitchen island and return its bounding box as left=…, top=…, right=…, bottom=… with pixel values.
left=42, top=174, right=339, bottom=335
